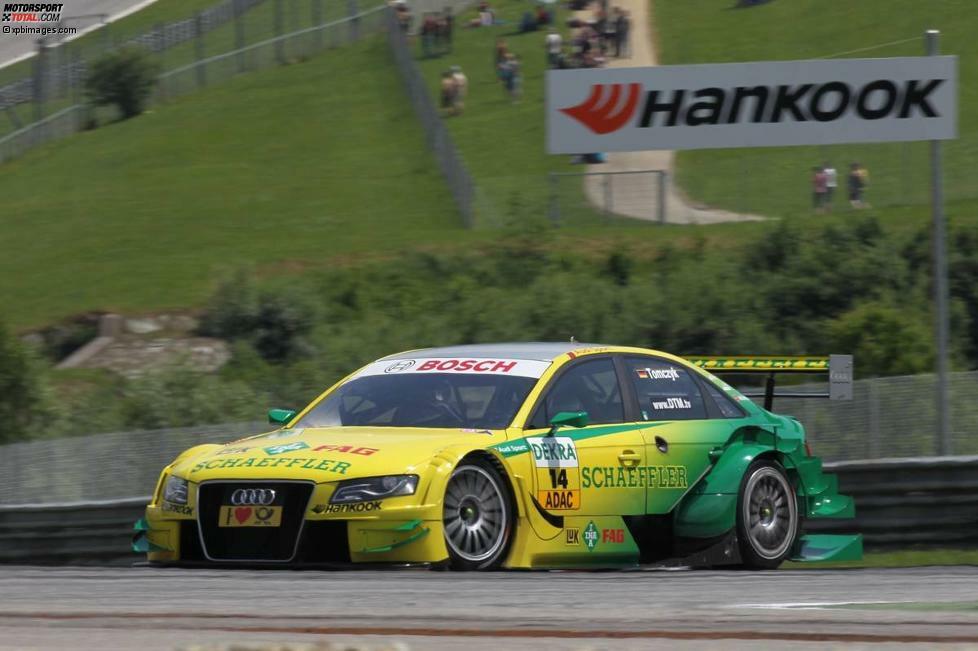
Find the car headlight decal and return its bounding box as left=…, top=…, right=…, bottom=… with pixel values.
left=162, top=475, right=189, bottom=505
left=330, top=474, right=419, bottom=504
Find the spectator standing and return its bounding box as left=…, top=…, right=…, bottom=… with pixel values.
left=421, top=13, right=437, bottom=58
left=440, top=71, right=457, bottom=116
left=615, top=9, right=630, bottom=57
left=847, top=162, right=870, bottom=208
left=546, top=29, right=562, bottom=68
left=603, top=9, right=618, bottom=56
left=451, top=65, right=468, bottom=115
left=822, top=161, right=837, bottom=210
left=500, top=53, right=522, bottom=102
left=812, top=166, right=828, bottom=213
left=442, top=7, right=454, bottom=53
left=494, top=37, right=508, bottom=76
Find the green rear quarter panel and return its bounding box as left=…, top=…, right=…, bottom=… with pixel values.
left=674, top=416, right=853, bottom=539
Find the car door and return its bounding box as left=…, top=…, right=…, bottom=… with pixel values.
left=621, top=356, right=744, bottom=514
left=523, top=356, right=646, bottom=517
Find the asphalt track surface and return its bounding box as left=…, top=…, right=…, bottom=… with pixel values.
left=2, top=566, right=978, bottom=650
left=0, top=0, right=157, bottom=69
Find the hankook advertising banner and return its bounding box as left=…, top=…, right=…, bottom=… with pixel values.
left=546, top=57, right=957, bottom=153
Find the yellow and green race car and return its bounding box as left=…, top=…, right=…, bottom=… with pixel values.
left=133, top=343, right=861, bottom=570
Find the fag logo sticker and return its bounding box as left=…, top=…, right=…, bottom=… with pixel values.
left=583, top=521, right=599, bottom=552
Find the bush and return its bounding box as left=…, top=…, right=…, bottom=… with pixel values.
left=0, top=320, right=44, bottom=443
left=84, top=47, right=159, bottom=119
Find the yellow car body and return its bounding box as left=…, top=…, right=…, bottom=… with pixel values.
left=135, top=343, right=860, bottom=569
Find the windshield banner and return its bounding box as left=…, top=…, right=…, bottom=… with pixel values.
left=547, top=56, right=957, bottom=153
left=354, top=358, right=552, bottom=379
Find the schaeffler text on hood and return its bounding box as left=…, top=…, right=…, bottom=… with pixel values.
left=546, top=56, right=957, bottom=154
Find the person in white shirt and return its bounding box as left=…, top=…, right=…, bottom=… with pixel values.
left=545, top=29, right=562, bottom=67
left=822, top=161, right=838, bottom=211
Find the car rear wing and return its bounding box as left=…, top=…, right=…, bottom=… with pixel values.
left=685, top=355, right=853, bottom=411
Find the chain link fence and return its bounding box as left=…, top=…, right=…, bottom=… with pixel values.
left=548, top=170, right=667, bottom=225
left=0, top=422, right=266, bottom=505
left=1, top=370, right=976, bottom=505
left=385, top=6, right=475, bottom=227
left=0, top=0, right=391, bottom=164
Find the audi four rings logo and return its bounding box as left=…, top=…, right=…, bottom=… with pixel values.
left=560, top=83, right=641, bottom=134
left=385, top=359, right=416, bottom=373
left=230, top=488, right=276, bottom=505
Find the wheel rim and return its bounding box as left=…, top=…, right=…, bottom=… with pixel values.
left=443, top=465, right=508, bottom=563
left=743, top=466, right=797, bottom=560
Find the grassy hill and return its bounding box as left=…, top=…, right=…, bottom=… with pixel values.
left=0, top=37, right=462, bottom=330
left=4, top=0, right=978, bottom=333
left=652, top=0, right=978, bottom=217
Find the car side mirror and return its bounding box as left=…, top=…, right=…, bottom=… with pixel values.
left=549, top=410, right=589, bottom=434
left=267, top=408, right=297, bottom=425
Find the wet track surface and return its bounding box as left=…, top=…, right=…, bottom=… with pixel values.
left=1, top=566, right=978, bottom=649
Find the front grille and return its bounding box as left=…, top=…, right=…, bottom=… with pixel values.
left=296, top=521, right=351, bottom=563
left=197, top=481, right=314, bottom=562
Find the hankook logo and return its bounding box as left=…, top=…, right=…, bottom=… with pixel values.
left=560, top=79, right=945, bottom=135
left=559, top=83, right=641, bottom=134
left=547, top=58, right=957, bottom=152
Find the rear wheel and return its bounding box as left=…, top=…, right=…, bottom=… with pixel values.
left=442, top=460, right=513, bottom=570
left=736, top=459, right=799, bottom=569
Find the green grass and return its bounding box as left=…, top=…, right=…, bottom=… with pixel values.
left=784, top=547, right=978, bottom=569
left=652, top=0, right=978, bottom=217
left=0, top=36, right=464, bottom=330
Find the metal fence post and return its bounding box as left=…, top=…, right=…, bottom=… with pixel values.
left=194, top=12, right=207, bottom=88
left=233, top=0, right=246, bottom=73
left=274, top=0, right=285, bottom=63
left=926, top=29, right=952, bottom=457
left=602, top=173, right=612, bottom=216
left=155, top=23, right=167, bottom=102
left=348, top=0, right=360, bottom=42
left=548, top=172, right=560, bottom=225
left=658, top=171, right=667, bottom=224
left=868, top=380, right=880, bottom=459
left=312, top=0, right=324, bottom=52
left=32, top=39, right=46, bottom=124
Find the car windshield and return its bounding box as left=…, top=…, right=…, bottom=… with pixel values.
left=293, top=373, right=538, bottom=429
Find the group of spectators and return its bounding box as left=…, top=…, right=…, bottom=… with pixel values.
left=811, top=162, right=870, bottom=212
left=419, top=9, right=455, bottom=57
left=547, top=3, right=630, bottom=69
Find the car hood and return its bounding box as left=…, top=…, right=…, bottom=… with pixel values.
left=173, top=426, right=494, bottom=483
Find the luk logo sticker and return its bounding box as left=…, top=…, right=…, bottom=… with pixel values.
left=583, top=521, right=599, bottom=552
left=565, top=528, right=580, bottom=545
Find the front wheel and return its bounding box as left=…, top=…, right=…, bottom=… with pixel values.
left=442, top=460, right=514, bottom=570
left=736, top=459, right=799, bottom=569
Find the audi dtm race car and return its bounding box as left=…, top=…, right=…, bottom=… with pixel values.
left=133, top=343, right=861, bottom=569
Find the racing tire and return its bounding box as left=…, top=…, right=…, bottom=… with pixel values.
left=442, top=459, right=515, bottom=570
left=736, top=459, right=799, bottom=570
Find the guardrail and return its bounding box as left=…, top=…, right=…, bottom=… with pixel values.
left=1, top=457, right=975, bottom=564
left=807, top=455, right=978, bottom=548
left=0, top=497, right=148, bottom=565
